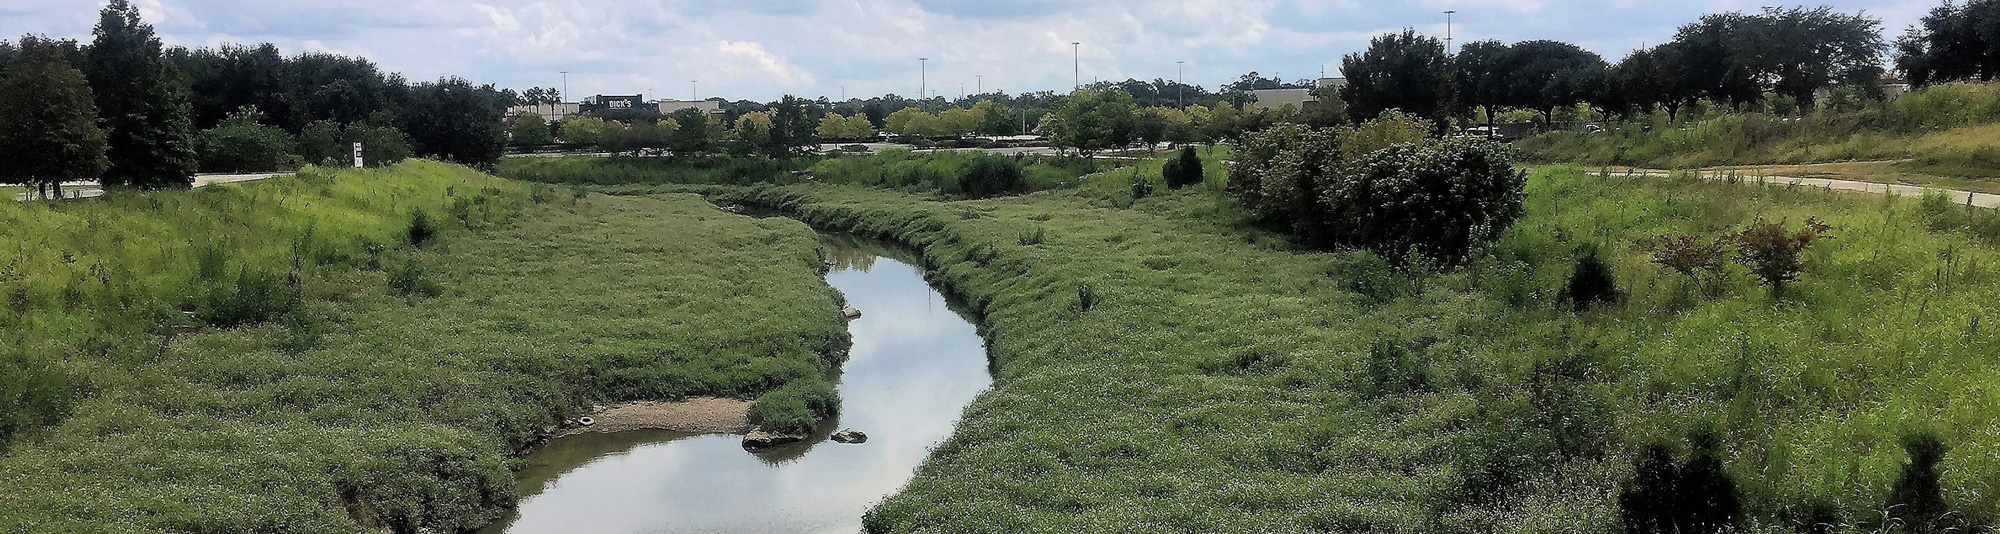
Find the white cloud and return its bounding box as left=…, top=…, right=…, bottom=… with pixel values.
left=0, top=0, right=1948, bottom=101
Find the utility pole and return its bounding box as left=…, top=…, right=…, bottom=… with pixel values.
left=691, top=80, right=698, bottom=101
left=1072, top=42, right=1081, bottom=91
left=976, top=75, right=982, bottom=95
left=1177, top=61, right=1185, bottom=108
left=1445, top=10, right=1457, bottom=56
left=919, top=57, right=928, bottom=106
left=560, top=71, right=569, bottom=103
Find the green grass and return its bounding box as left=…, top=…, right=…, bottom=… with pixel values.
left=500, top=151, right=1119, bottom=199
left=0, top=169, right=849, bottom=532
left=668, top=158, right=2000, bottom=532
left=1516, top=82, right=2000, bottom=182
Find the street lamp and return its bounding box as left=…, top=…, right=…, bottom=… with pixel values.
left=1445, top=10, right=1457, bottom=56
left=560, top=71, right=569, bottom=103
left=1072, top=42, right=1081, bottom=91
left=919, top=57, right=928, bottom=105
left=976, top=75, right=983, bottom=96
left=691, top=80, right=698, bottom=101
left=1177, top=61, right=1185, bottom=108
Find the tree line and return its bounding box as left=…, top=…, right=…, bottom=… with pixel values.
left=0, top=0, right=520, bottom=197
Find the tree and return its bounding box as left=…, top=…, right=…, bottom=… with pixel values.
left=1046, top=89, right=1135, bottom=157
left=1887, top=430, right=1955, bottom=533
left=766, top=95, right=819, bottom=158
left=731, top=111, right=773, bottom=155
left=977, top=100, right=1017, bottom=135
left=1897, top=0, right=2000, bottom=86
left=1740, top=7, right=1885, bottom=109
left=1132, top=106, right=1175, bottom=151
left=0, top=35, right=109, bottom=199
left=195, top=106, right=293, bottom=173
left=398, top=77, right=508, bottom=167
left=559, top=116, right=608, bottom=147
left=1341, top=29, right=1455, bottom=128
left=667, top=108, right=715, bottom=154
left=1506, top=40, right=1608, bottom=126
left=818, top=113, right=853, bottom=141
left=510, top=113, right=553, bottom=146
left=1454, top=40, right=1515, bottom=132
left=88, top=0, right=197, bottom=189
left=1162, top=146, right=1204, bottom=189
left=884, top=107, right=928, bottom=136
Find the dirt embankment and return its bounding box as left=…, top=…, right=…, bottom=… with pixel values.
left=556, top=397, right=753, bottom=438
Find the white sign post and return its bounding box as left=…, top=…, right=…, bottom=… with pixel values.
left=353, top=142, right=364, bottom=168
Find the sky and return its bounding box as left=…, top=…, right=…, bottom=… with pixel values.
left=1, top=0, right=1943, bottom=103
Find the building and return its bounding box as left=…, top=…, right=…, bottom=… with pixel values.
left=506, top=102, right=581, bottom=122
left=1316, top=77, right=1347, bottom=90
left=654, top=99, right=723, bottom=116
left=580, top=94, right=651, bottom=115
left=1247, top=88, right=1317, bottom=112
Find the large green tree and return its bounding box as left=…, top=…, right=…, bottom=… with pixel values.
left=1454, top=40, right=1515, bottom=131
left=87, top=0, right=197, bottom=189
left=1897, top=0, right=2000, bottom=86
left=0, top=36, right=109, bottom=199
left=1340, top=29, right=1455, bottom=127
left=1506, top=40, right=1608, bottom=125
left=397, top=77, right=509, bottom=167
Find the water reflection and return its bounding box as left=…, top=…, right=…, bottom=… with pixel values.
left=480, top=234, right=992, bottom=534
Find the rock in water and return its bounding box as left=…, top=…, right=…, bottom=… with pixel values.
left=742, top=431, right=805, bottom=451
left=842, top=307, right=863, bottom=320
left=831, top=429, right=868, bottom=444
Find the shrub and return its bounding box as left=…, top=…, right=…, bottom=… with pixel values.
left=1163, top=146, right=1204, bottom=189
left=387, top=260, right=442, bottom=297
left=1562, top=246, right=1623, bottom=311
left=1886, top=430, right=1954, bottom=533
left=196, top=107, right=294, bottom=173
left=1018, top=227, right=1047, bottom=246
left=1649, top=234, right=1731, bottom=286
left=1129, top=175, right=1155, bottom=199
left=407, top=210, right=437, bottom=248
left=1076, top=284, right=1099, bottom=313
left=1733, top=218, right=1828, bottom=293
left=1319, top=138, right=1526, bottom=265
left=948, top=155, right=1027, bottom=199
left=1333, top=251, right=1406, bottom=304
left=196, top=266, right=304, bottom=328
left=1619, top=431, right=1743, bottom=534
left=748, top=379, right=840, bottom=435
left=1360, top=336, right=1428, bottom=396
left=0, top=347, right=80, bottom=448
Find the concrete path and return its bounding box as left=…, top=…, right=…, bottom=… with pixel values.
left=15, top=172, right=286, bottom=202
left=1617, top=169, right=2000, bottom=209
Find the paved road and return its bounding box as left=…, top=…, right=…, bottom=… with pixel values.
left=15, top=172, right=286, bottom=202
left=1617, top=168, right=2000, bottom=209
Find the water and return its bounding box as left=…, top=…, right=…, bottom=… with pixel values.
left=480, top=234, right=992, bottom=534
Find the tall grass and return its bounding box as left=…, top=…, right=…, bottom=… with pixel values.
left=1517, top=82, right=2000, bottom=174
left=690, top=158, right=2000, bottom=532
left=497, top=151, right=1113, bottom=199
left=0, top=169, right=851, bottom=532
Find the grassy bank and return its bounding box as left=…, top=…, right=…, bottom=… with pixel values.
left=1516, top=83, right=2000, bottom=181
left=0, top=167, right=849, bottom=532
left=677, top=160, right=2000, bottom=532
left=499, top=150, right=1117, bottom=199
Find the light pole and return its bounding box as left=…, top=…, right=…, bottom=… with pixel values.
left=560, top=71, right=569, bottom=103
left=1072, top=42, right=1081, bottom=91
left=976, top=75, right=982, bottom=96
left=919, top=57, right=928, bottom=105
left=1177, top=61, right=1185, bottom=108
left=1445, top=10, right=1457, bottom=56
left=691, top=80, right=698, bottom=101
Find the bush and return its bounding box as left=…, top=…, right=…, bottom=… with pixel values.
left=948, top=155, right=1027, bottom=199
left=196, top=108, right=294, bottom=173
left=0, top=347, right=80, bottom=448
left=1562, top=246, right=1623, bottom=311
left=387, top=260, right=442, bottom=297
left=1229, top=120, right=1524, bottom=265
left=1318, top=138, right=1526, bottom=265
left=1733, top=218, right=1828, bottom=293
left=1618, top=431, right=1743, bottom=534
left=196, top=266, right=304, bottom=328
left=1886, top=430, right=1955, bottom=533
left=1360, top=336, right=1428, bottom=397
left=1333, top=251, right=1407, bottom=304
left=1162, top=146, right=1204, bottom=189
left=1649, top=234, right=1731, bottom=286
left=1129, top=175, right=1155, bottom=199
left=747, top=378, right=841, bottom=435
left=407, top=210, right=437, bottom=248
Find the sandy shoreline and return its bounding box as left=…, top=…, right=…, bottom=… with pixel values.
left=556, top=397, right=753, bottom=438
